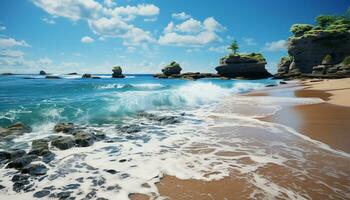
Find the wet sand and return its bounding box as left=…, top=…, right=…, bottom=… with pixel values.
left=132, top=78, right=350, bottom=200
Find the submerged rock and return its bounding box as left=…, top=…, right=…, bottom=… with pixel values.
left=51, top=136, right=75, bottom=150
left=33, top=190, right=51, bottom=198
left=137, top=112, right=180, bottom=125
left=45, top=75, right=61, bottom=79
left=29, top=139, right=50, bottom=156
left=6, top=155, right=37, bottom=169
left=82, top=74, right=92, bottom=78
left=74, top=132, right=94, bottom=147
left=0, top=122, right=32, bottom=138
left=21, top=163, right=48, bottom=176
left=12, top=174, right=30, bottom=192
left=115, top=124, right=141, bottom=133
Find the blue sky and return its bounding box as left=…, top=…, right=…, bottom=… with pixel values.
left=0, top=0, right=349, bottom=74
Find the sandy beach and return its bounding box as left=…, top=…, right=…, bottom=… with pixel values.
left=131, top=78, right=350, bottom=200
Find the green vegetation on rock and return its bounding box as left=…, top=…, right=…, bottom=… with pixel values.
left=322, top=54, right=332, bottom=64
left=341, top=56, right=350, bottom=65
left=220, top=52, right=266, bottom=64
left=228, top=40, right=239, bottom=55
left=290, top=7, right=350, bottom=39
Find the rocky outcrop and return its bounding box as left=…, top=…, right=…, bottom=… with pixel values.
left=51, top=136, right=75, bottom=150
left=215, top=53, right=272, bottom=79
left=112, top=66, right=125, bottom=78
left=275, top=10, right=350, bottom=79
left=82, top=74, right=92, bottom=78
left=154, top=72, right=220, bottom=80
left=39, top=70, right=47, bottom=75
left=45, top=75, right=61, bottom=79
left=162, top=61, right=182, bottom=76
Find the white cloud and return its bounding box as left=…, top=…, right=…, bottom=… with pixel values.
left=208, top=45, right=229, bottom=53
left=144, top=17, right=157, bottom=22
left=32, top=0, right=159, bottom=46
left=159, top=17, right=225, bottom=46
left=176, top=18, right=202, bottom=33
left=172, top=12, right=191, bottom=20
left=242, top=37, right=257, bottom=46
left=0, top=37, right=30, bottom=48
left=42, top=17, right=56, bottom=24
left=263, top=40, right=287, bottom=52
left=81, top=36, right=94, bottom=43
left=0, top=50, right=25, bottom=58
left=0, top=25, right=6, bottom=31
left=37, top=57, right=53, bottom=66
left=104, top=0, right=116, bottom=8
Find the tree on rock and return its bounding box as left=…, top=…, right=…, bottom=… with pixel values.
left=228, top=40, right=239, bottom=55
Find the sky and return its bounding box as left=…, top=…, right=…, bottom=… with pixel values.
left=0, top=0, right=349, bottom=74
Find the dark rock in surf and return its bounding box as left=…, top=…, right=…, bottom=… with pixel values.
left=115, top=124, right=141, bottom=133
left=74, top=132, right=94, bottom=147
left=33, top=190, right=51, bottom=198
left=54, top=123, right=75, bottom=133
left=21, top=163, right=48, bottom=176
left=0, top=122, right=32, bottom=138
left=45, top=75, right=61, bottom=79
left=28, top=139, right=50, bottom=156
left=82, top=74, right=92, bottom=78
left=51, top=136, right=75, bottom=150
left=6, top=155, right=37, bottom=169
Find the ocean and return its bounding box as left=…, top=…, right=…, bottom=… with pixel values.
left=0, top=74, right=349, bottom=199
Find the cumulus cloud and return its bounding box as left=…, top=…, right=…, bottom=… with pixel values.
left=32, top=0, right=159, bottom=46
left=81, top=36, right=94, bottom=43
left=263, top=40, right=287, bottom=52
left=242, top=37, right=257, bottom=46
left=208, top=45, right=229, bottom=53
left=159, top=17, right=225, bottom=46
left=0, top=50, right=25, bottom=58
left=172, top=12, right=191, bottom=20
left=0, top=25, right=6, bottom=31
left=0, top=37, right=30, bottom=48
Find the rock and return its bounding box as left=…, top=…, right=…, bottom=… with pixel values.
left=67, top=72, right=78, bottom=75
left=265, top=84, right=277, bottom=87
left=112, top=66, right=125, bottom=78
left=137, top=112, right=180, bottom=125
left=105, top=169, right=118, bottom=174
left=0, top=122, right=32, bottom=138
left=0, top=185, right=5, bottom=190
left=0, top=151, right=11, bottom=162
left=6, top=155, right=37, bottom=169
left=29, top=139, right=50, bottom=156
left=55, top=191, right=72, bottom=199
left=21, top=163, right=48, bottom=175
left=82, top=74, right=92, bottom=78
left=12, top=174, right=30, bottom=192
left=1, top=73, right=14, bottom=75
left=9, top=150, right=27, bottom=159
left=215, top=53, right=271, bottom=79
left=54, top=123, right=75, bottom=133
left=115, top=124, right=141, bottom=133
left=74, top=132, right=94, bottom=147
left=33, top=190, right=50, bottom=198
left=279, top=81, right=288, bottom=84
left=51, top=136, right=75, bottom=150
left=39, top=70, right=47, bottom=75
left=45, top=75, right=60, bottom=79
left=162, top=61, right=182, bottom=76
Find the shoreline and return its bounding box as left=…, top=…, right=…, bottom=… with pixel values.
left=147, top=78, right=350, bottom=200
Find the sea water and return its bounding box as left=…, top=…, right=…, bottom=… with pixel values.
left=0, top=74, right=349, bottom=199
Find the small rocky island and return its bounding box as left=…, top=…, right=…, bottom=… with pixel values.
left=215, top=53, right=271, bottom=79
left=154, top=61, right=220, bottom=80
left=275, top=11, right=350, bottom=79
left=112, top=66, right=125, bottom=78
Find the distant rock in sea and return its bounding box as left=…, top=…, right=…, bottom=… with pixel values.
left=1, top=73, right=14, bottom=75
left=45, top=75, right=61, bottom=79
left=82, top=74, right=92, bottom=78
left=67, top=72, right=78, bottom=75
left=39, top=70, right=47, bottom=75
left=215, top=53, right=272, bottom=79
left=154, top=61, right=219, bottom=80
left=112, top=66, right=125, bottom=78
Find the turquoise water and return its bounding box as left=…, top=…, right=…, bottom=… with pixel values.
left=0, top=74, right=276, bottom=127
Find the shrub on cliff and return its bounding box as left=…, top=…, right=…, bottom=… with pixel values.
left=290, top=24, right=313, bottom=36
left=322, top=54, right=333, bottom=64
left=341, top=56, right=350, bottom=65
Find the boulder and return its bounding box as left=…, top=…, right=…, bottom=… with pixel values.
left=0, top=123, right=32, bottom=138
left=215, top=53, right=271, bottom=79
left=51, top=136, right=75, bottom=150
left=162, top=61, right=182, bottom=76
left=28, top=139, right=50, bottom=156
left=112, top=66, right=125, bottom=78
left=21, top=163, right=48, bottom=176
left=39, top=70, right=47, bottom=75
left=67, top=72, right=78, bottom=75
left=54, top=123, right=75, bottom=133
left=82, top=74, right=92, bottom=78
left=6, top=155, right=37, bottom=169
left=74, top=132, right=94, bottom=147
